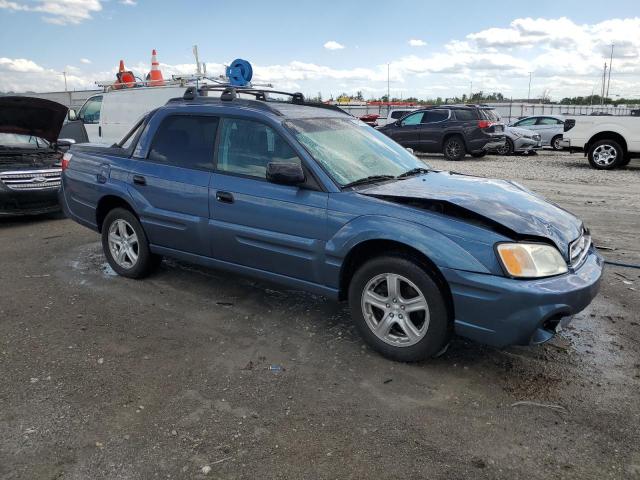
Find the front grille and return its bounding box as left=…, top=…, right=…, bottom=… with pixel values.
left=569, top=230, right=591, bottom=267
left=0, top=169, right=61, bottom=191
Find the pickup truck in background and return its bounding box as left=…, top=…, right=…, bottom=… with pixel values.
left=560, top=115, right=640, bottom=169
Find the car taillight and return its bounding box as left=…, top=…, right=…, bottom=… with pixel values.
left=564, top=119, right=575, bottom=132
left=61, top=152, right=72, bottom=171
left=478, top=120, right=494, bottom=129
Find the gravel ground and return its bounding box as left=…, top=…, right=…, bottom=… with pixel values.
left=1, top=150, right=639, bottom=479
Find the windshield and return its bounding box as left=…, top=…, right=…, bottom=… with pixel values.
left=0, top=133, right=49, bottom=148
left=285, top=117, right=429, bottom=186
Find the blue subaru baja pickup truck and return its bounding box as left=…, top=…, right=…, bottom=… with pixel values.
left=60, top=86, right=603, bottom=361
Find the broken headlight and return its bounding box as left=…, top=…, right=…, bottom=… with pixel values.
left=496, top=243, right=568, bottom=278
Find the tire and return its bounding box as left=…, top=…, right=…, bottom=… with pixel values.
left=551, top=135, right=563, bottom=150
left=470, top=152, right=486, bottom=158
left=348, top=256, right=452, bottom=362
left=587, top=139, right=625, bottom=170
left=443, top=136, right=465, bottom=161
left=497, top=138, right=514, bottom=156
left=101, top=208, right=161, bottom=279
left=620, top=155, right=631, bottom=167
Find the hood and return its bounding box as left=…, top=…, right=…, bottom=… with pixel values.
left=0, top=96, right=68, bottom=144
left=361, top=171, right=582, bottom=258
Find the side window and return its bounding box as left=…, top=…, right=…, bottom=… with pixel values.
left=78, top=96, right=102, bottom=124
left=515, top=118, right=537, bottom=126
left=401, top=112, right=424, bottom=125
left=422, top=110, right=449, bottom=123
left=147, top=115, right=218, bottom=170
left=216, top=118, right=300, bottom=179
left=537, top=117, right=562, bottom=125
left=454, top=109, right=478, bottom=121
left=391, top=110, right=411, bottom=119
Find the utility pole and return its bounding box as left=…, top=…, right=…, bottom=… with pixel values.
left=469, top=80, right=472, bottom=102
left=527, top=72, right=532, bottom=103
left=62, top=71, right=68, bottom=91
left=193, top=45, right=201, bottom=75
left=387, top=63, right=390, bottom=106
left=606, top=43, right=614, bottom=100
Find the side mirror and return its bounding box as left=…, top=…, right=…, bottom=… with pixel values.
left=68, top=109, right=77, bottom=121
left=57, top=138, right=76, bottom=148
left=395, top=120, right=403, bottom=127
left=266, top=162, right=305, bottom=186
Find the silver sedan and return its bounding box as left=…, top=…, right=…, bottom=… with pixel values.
left=509, top=115, right=565, bottom=149
left=497, top=126, right=542, bottom=155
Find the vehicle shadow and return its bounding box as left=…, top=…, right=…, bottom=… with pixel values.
left=0, top=211, right=66, bottom=228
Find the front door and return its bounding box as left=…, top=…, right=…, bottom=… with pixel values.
left=127, top=113, right=218, bottom=256
left=77, top=95, right=103, bottom=143
left=390, top=111, right=424, bottom=149
left=209, top=117, right=328, bottom=283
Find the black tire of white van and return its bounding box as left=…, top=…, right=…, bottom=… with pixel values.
left=102, top=208, right=162, bottom=279
left=348, top=256, right=452, bottom=362
left=587, top=139, right=625, bottom=170
left=443, top=136, right=466, bottom=161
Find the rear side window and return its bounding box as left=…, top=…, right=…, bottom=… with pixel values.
left=454, top=109, right=478, bottom=121
left=216, top=118, right=300, bottom=179
left=421, top=110, right=449, bottom=123
left=538, top=117, right=563, bottom=125
left=401, top=112, right=424, bottom=125
left=147, top=115, right=218, bottom=170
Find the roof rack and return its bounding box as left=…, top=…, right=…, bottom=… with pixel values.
left=180, top=85, right=347, bottom=115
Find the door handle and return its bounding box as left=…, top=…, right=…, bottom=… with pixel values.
left=98, top=125, right=102, bottom=137
left=216, top=191, right=234, bottom=204
left=132, top=175, right=146, bottom=186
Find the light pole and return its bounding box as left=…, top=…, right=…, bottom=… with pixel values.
left=527, top=72, right=532, bottom=103
left=606, top=43, right=614, bottom=99
left=62, top=71, right=68, bottom=91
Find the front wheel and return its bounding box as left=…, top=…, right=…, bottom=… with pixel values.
left=588, top=139, right=625, bottom=170
left=497, top=138, right=514, bottom=156
left=443, top=136, right=465, bottom=161
left=551, top=135, right=563, bottom=150
left=102, top=208, right=161, bottom=278
left=348, top=256, right=452, bottom=362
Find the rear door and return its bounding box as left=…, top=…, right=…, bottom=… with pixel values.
left=209, top=116, right=328, bottom=283
left=127, top=113, right=218, bottom=256
left=417, top=109, right=450, bottom=152
left=535, top=117, right=563, bottom=144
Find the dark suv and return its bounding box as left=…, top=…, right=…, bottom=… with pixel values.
left=378, top=105, right=505, bottom=161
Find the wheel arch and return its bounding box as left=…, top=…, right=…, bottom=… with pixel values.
left=585, top=131, right=628, bottom=155
left=96, top=195, right=137, bottom=233
left=338, top=239, right=454, bottom=323
left=441, top=131, right=467, bottom=150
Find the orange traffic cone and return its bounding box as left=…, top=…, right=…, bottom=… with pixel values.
left=147, top=49, right=165, bottom=86
left=114, top=59, right=135, bottom=89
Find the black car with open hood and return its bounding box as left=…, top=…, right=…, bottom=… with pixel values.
left=0, top=96, right=71, bottom=216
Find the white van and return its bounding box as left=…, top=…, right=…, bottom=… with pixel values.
left=62, top=86, right=188, bottom=145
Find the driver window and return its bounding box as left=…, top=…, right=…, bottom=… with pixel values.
left=78, top=96, right=103, bottom=124
left=515, top=117, right=537, bottom=126
left=401, top=112, right=424, bottom=126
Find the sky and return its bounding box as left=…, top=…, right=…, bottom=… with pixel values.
left=1, top=0, right=640, bottom=101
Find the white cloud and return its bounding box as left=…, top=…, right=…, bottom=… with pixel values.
left=119, top=0, right=136, bottom=5
left=408, top=39, right=427, bottom=47
left=0, top=0, right=102, bottom=25
left=80, top=58, right=91, bottom=64
left=323, top=40, right=345, bottom=50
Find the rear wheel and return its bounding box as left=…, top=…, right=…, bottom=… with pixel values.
left=551, top=135, right=563, bottom=150
left=588, top=139, right=625, bottom=170
left=443, top=136, right=465, bottom=161
left=102, top=208, right=161, bottom=278
left=348, top=256, right=451, bottom=362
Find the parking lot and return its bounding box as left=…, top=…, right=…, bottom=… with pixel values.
left=1, top=150, right=639, bottom=479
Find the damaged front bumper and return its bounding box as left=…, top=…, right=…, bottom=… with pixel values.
left=440, top=247, right=604, bottom=347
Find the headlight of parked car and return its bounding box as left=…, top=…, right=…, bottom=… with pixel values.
left=496, top=243, right=568, bottom=278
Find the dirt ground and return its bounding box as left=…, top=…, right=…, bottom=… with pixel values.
left=1, top=151, right=639, bottom=480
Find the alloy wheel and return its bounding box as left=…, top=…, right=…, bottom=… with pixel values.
left=108, top=219, right=139, bottom=269
left=361, top=273, right=430, bottom=347
left=593, top=144, right=617, bottom=167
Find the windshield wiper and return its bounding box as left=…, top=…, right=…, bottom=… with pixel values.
left=342, top=175, right=395, bottom=188
left=396, top=167, right=430, bottom=179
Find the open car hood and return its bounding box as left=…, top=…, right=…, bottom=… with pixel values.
left=360, top=171, right=583, bottom=258
left=0, top=96, right=68, bottom=144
